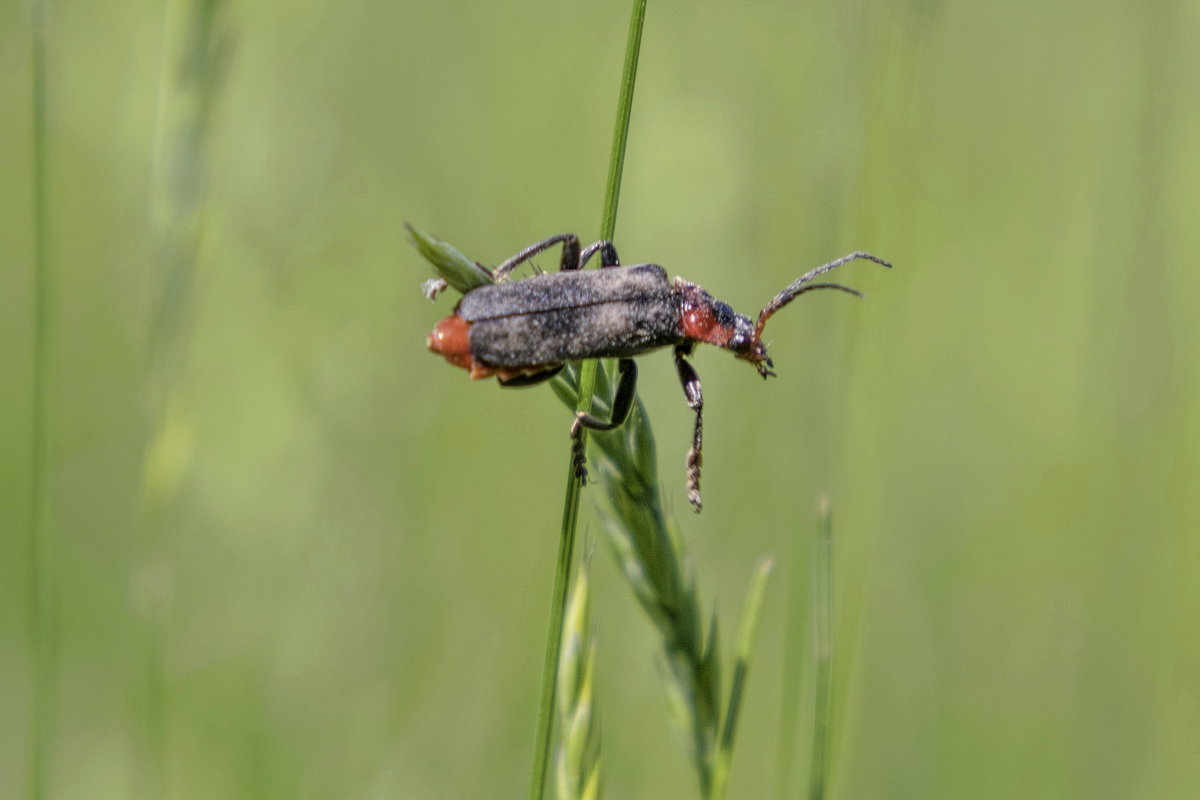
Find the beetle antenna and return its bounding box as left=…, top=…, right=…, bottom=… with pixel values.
left=757, top=283, right=862, bottom=333
left=755, top=251, right=891, bottom=338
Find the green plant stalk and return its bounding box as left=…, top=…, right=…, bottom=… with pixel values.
left=537, top=1, right=769, bottom=782
left=528, top=2, right=648, bottom=799
left=599, top=0, right=647, bottom=242
left=530, top=472, right=585, bottom=800
left=30, top=4, right=52, bottom=798
left=808, top=500, right=834, bottom=800
left=710, top=558, right=775, bottom=800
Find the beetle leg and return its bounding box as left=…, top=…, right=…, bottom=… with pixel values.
left=497, top=365, right=564, bottom=387
left=674, top=345, right=704, bottom=512
left=493, top=234, right=582, bottom=281
left=579, top=240, right=621, bottom=269
left=569, top=358, right=638, bottom=483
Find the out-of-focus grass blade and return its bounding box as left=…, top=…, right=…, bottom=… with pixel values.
left=405, top=222, right=494, bottom=295
left=808, top=501, right=834, bottom=800
left=710, top=557, right=775, bottom=799
left=773, top=514, right=809, bottom=799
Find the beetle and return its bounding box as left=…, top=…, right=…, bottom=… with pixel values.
left=425, top=233, right=890, bottom=511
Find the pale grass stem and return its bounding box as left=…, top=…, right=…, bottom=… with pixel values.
left=555, top=560, right=603, bottom=800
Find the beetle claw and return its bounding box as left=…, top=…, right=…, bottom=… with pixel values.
left=421, top=278, right=448, bottom=301
left=570, top=415, right=589, bottom=483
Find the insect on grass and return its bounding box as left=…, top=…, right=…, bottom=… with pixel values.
left=423, top=232, right=891, bottom=511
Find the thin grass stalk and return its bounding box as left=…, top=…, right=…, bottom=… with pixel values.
left=29, top=3, right=52, bottom=798
left=543, top=69, right=724, bottom=778
left=545, top=6, right=732, bottom=792
left=530, top=481, right=585, bottom=800
left=807, top=499, right=834, bottom=800
left=527, top=0, right=772, bottom=781
left=529, top=2, right=648, bottom=798
left=598, top=0, right=647, bottom=241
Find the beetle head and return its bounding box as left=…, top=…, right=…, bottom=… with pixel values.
left=676, top=279, right=777, bottom=377
left=678, top=281, right=764, bottom=367
left=728, top=320, right=776, bottom=378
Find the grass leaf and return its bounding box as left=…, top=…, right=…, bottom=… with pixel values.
left=405, top=222, right=494, bottom=296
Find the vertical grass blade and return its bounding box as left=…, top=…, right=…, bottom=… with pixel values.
left=598, top=0, right=647, bottom=242
left=808, top=499, right=834, bottom=800
left=29, top=2, right=53, bottom=798
left=529, top=2, right=649, bottom=799
left=709, top=558, right=775, bottom=800
left=531, top=483, right=585, bottom=800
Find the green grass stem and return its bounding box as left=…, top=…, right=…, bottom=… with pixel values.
left=528, top=2, right=648, bottom=798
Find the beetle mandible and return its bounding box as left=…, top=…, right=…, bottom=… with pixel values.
left=425, top=233, right=891, bottom=511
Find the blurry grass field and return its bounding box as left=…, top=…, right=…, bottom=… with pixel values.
left=3, top=1, right=1199, bottom=798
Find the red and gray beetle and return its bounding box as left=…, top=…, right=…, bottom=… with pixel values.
left=424, top=233, right=890, bottom=511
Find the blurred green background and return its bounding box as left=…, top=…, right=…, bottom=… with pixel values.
left=3, top=0, right=1199, bottom=797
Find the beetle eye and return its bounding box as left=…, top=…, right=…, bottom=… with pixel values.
left=727, top=315, right=757, bottom=354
